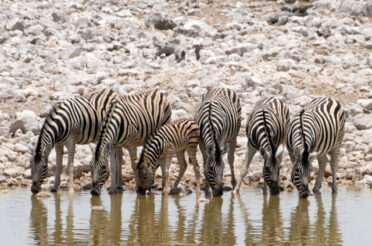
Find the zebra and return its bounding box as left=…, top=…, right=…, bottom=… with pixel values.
left=30, top=88, right=118, bottom=194
left=234, top=97, right=290, bottom=195
left=137, top=119, right=202, bottom=195
left=90, top=89, right=172, bottom=196
left=195, top=88, right=241, bottom=196
left=286, top=97, right=346, bottom=198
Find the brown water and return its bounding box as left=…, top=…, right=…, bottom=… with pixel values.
left=0, top=187, right=371, bottom=245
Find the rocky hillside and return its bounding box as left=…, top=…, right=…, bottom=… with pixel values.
left=0, top=0, right=371, bottom=191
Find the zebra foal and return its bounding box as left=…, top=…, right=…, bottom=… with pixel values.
left=195, top=88, right=241, bottom=196
left=287, top=97, right=346, bottom=198
left=137, top=119, right=202, bottom=195
left=234, top=97, right=290, bottom=195
left=30, top=88, right=117, bottom=194
left=90, top=89, right=172, bottom=196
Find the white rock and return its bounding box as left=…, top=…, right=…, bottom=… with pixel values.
left=14, top=143, right=30, bottom=153
left=353, top=114, right=372, bottom=130
left=357, top=99, right=372, bottom=111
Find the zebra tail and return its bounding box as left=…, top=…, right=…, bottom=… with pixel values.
left=262, top=109, right=275, bottom=158
left=299, top=109, right=309, bottom=162
left=207, top=102, right=221, bottom=164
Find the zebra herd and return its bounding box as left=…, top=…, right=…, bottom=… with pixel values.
left=29, top=87, right=347, bottom=199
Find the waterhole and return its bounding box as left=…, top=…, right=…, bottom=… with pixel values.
left=0, top=187, right=371, bottom=245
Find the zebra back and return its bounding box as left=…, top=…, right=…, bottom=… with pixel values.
left=34, top=96, right=98, bottom=162
left=139, top=118, right=200, bottom=168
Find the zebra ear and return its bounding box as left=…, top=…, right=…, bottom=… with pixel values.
left=275, top=144, right=284, bottom=158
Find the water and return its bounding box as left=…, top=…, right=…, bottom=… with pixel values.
left=0, top=187, right=371, bottom=245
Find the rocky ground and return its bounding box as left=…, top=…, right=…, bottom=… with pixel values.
left=0, top=0, right=371, bottom=194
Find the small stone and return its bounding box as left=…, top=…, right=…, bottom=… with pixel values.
left=4, top=168, right=18, bottom=177
left=278, top=15, right=289, bottom=25
left=11, top=22, right=24, bottom=32
left=69, top=48, right=82, bottom=59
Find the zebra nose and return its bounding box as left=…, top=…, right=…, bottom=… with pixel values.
left=213, top=186, right=223, bottom=196
left=31, top=182, right=41, bottom=194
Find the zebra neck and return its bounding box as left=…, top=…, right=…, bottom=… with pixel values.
left=35, top=132, right=53, bottom=162
left=145, top=136, right=165, bottom=168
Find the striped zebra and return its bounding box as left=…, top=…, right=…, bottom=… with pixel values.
left=286, top=97, right=346, bottom=198
left=90, top=89, right=172, bottom=196
left=195, top=88, right=241, bottom=196
left=234, top=97, right=290, bottom=195
left=30, top=88, right=118, bottom=194
left=137, top=119, right=202, bottom=195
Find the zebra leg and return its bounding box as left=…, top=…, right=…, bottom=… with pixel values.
left=66, top=142, right=76, bottom=194
left=160, top=157, right=171, bottom=195
left=330, top=150, right=339, bottom=193
left=172, top=151, right=187, bottom=191
left=263, top=181, right=268, bottom=195
left=51, top=144, right=64, bottom=192
left=227, top=138, right=237, bottom=189
left=187, top=145, right=201, bottom=196
left=127, top=145, right=138, bottom=188
left=199, top=140, right=211, bottom=195
left=313, top=155, right=327, bottom=194
left=234, top=145, right=256, bottom=194
left=108, top=147, right=123, bottom=194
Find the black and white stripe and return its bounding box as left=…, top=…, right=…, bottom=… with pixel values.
left=286, top=97, right=346, bottom=198
left=136, top=119, right=202, bottom=195
left=30, top=88, right=117, bottom=194
left=90, top=89, right=172, bottom=195
left=234, top=97, right=290, bottom=195
left=195, top=88, right=241, bottom=196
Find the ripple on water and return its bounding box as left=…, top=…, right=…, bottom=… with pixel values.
left=0, top=187, right=372, bottom=245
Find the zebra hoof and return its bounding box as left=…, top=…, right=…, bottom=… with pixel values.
left=222, top=186, right=233, bottom=192
left=151, top=184, right=158, bottom=189
left=50, top=187, right=58, bottom=193
left=169, top=187, right=182, bottom=195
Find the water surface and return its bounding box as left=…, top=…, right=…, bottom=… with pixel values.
left=0, top=187, right=371, bottom=245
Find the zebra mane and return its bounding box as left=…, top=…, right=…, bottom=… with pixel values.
left=34, top=103, right=63, bottom=162
left=262, top=109, right=275, bottom=159
left=299, top=109, right=309, bottom=162
left=95, top=98, right=118, bottom=161
left=208, top=101, right=221, bottom=164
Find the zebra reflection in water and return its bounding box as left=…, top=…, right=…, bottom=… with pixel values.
left=89, top=194, right=122, bottom=245
left=30, top=193, right=79, bottom=245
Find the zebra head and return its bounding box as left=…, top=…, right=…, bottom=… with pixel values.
left=30, top=152, right=48, bottom=194
left=205, top=146, right=224, bottom=196
left=90, top=155, right=110, bottom=196
left=260, top=145, right=284, bottom=195
left=136, top=159, right=155, bottom=194
left=291, top=147, right=311, bottom=198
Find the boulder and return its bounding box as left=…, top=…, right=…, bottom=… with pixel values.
left=10, top=110, right=40, bottom=135
left=353, top=114, right=372, bottom=130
